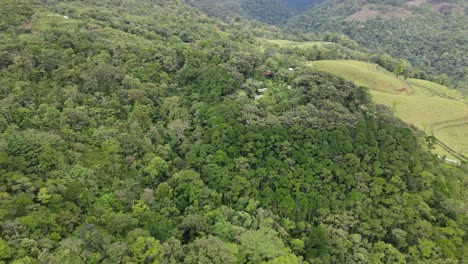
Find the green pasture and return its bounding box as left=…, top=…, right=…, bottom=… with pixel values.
left=308, top=60, right=408, bottom=93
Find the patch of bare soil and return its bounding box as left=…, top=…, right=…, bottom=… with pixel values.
left=396, top=87, right=409, bottom=93
left=434, top=3, right=465, bottom=14
left=347, top=7, right=380, bottom=21
left=347, top=6, right=412, bottom=21
left=404, top=0, right=464, bottom=14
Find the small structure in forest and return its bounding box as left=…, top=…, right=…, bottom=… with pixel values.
left=265, top=70, right=275, bottom=78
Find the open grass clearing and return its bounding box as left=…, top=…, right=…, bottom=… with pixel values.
left=409, top=78, right=465, bottom=100
left=308, top=60, right=408, bottom=94
left=434, top=123, right=468, bottom=156
left=369, top=90, right=467, bottom=131
left=32, top=13, right=82, bottom=32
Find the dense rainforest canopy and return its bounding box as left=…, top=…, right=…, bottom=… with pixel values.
left=187, top=0, right=323, bottom=24
left=0, top=0, right=466, bottom=263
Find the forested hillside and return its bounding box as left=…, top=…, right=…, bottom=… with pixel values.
left=0, top=0, right=467, bottom=263
left=286, top=0, right=468, bottom=90
left=187, top=0, right=323, bottom=24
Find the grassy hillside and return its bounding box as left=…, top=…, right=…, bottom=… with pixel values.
left=287, top=0, right=468, bottom=87
left=309, top=60, right=407, bottom=93
left=309, top=60, right=468, bottom=160
left=436, top=122, right=468, bottom=157
left=369, top=91, right=467, bottom=130
left=409, top=78, right=466, bottom=101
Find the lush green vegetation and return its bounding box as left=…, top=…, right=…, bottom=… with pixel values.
left=0, top=0, right=467, bottom=263
left=190, top=0, right=466, bottom=90
left=309, top=60, right=407, bottom=93
left=187, top=0, right=323, bottom=24
left=308, top=59, right=468, bottom=161
left=286, top=0, right=468, bottom=89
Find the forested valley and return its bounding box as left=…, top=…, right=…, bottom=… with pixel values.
left=0, top=0, right=466, bottom=263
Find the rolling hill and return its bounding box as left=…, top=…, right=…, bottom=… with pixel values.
left=258, top=36, right=467, bottom=160
left=308, top=59, right=468, bottom=161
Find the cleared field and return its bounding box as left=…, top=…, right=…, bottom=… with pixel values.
left=435, top=123, right=468, bottom=156
left=32, top=13, right=81, bottom=31
left=258, top=38, right=334, bottom=48
left=370, top=91, right=467, bottom=131
left=409, top=78, right=465, bottom=100
left=371, top=91, right=467, bottom=161
left=308, top=60, right=408, bottom=93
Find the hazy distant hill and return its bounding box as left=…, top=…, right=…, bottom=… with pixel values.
left=286, top=0, right=468, bottom=88
left=187, top=0, right=323, bottom=24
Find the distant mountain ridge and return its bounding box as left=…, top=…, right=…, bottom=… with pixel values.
left=187, top=0, right=323, bottom=24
